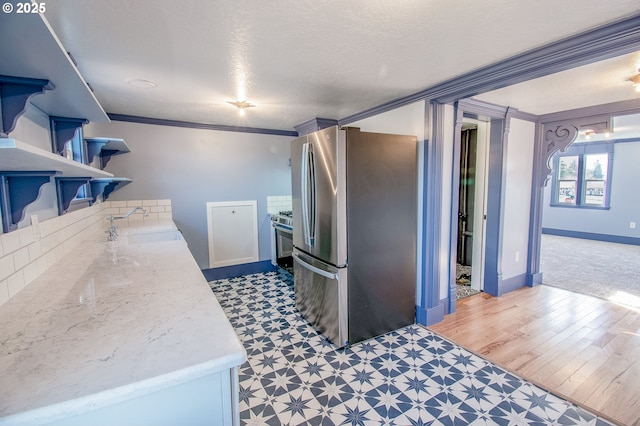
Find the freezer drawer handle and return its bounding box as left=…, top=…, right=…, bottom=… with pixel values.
left=292, top=253, right=338, bottom=280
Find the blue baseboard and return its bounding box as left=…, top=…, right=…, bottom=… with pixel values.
left=202, top=260, right=277, bottom=281
left=416, top=303, right=445, bottom=326
left=499, top=273, right=527, bottom=296
left=527, top=272, right=543, bottom=286
left=542, top=228, right=640, bottom=246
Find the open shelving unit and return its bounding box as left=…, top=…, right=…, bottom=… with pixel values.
left=0, top=5, right=132, bottom=232
left=0, top=4, right=109, bottom=125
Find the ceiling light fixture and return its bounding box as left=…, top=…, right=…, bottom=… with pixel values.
left=227, top=100, right=255, bottom=116
left=629, top=68, right=640, bottom=92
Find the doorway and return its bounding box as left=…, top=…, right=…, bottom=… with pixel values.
left=455, top=120, right=489, bottom=299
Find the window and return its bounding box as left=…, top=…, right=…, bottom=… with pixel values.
left=551, top=142, right=613, bottom=209
left=61, top=128, right=92, bottom=209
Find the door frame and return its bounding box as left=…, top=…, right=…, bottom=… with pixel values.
left=448, top=100, right=510, bottom=313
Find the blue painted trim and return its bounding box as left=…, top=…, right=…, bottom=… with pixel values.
left=340, top=13, right=640, bottom=125
left=527, top=122, right=545, bottom=285
left=294, top=118, right=338, bottom=136
left=539, top=98, right=640, bottom=123
left=442, top=295, right=453, bottom=315
left=415, top=303, right=445, bottom=326
left=549, top=204, right=611, bottom=211
left=85, top=138, right=131, bottom=169
left=542, top=228, right=640, bottom=246
left=499, top=273, right=527, bottom=296
left=107, top=114, right=298, bottom=137
left=483, top=117, right=508, bottom=297
left=55, top=177, right=91, bottom=215
left=0, top=171, right=55, bottom=232
left=201, top=260, right=277, bottom=281
left=89, top=178, right=132, bottom=203
left=527, top=272, right=543, bottom=286
left=612, top=137, right=640, bottom=144
left=0, top=75, right=54, bottom=137
left=49, top=116, right=88, bottom=156
left=447, top=105, right=465, bottom=315
left=418, top=102, right=445, bottom=322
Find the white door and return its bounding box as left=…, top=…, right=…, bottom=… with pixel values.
left=471, top=121, right=490, bottom=291
left=207, top=201, right=259, bottom=268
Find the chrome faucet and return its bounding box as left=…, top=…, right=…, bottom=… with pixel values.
left=105, top=207, right=149, bottom=241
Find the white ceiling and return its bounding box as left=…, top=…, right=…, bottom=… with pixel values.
left=42, top=0, right=640, bottom=131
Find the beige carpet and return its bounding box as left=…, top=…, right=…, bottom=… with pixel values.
left=540, top=234, right=640, bottom=308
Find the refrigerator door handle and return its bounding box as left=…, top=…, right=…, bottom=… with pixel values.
left=293, top=252, right=338, bottom=280
left=301, top=142, right=316, bottom=246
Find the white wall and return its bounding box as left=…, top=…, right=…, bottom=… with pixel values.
left=348, top=101, right=426, bottom=140
left=501, top=118, right=535, bottom=279
left=84, top=121, right=293, bottom=269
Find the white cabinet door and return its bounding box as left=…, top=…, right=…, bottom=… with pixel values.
left=207, top=201, right=259, bottom=268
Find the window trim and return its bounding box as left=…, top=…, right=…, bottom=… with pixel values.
left=550, top=140, right=614, bottom=210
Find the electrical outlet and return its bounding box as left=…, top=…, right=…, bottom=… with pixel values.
left=515, top=251, right=520, bottom=262
left=631, top=222, right=637, bottom=229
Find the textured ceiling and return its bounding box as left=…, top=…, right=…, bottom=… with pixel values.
left=42, top=0, right=640, bottom=131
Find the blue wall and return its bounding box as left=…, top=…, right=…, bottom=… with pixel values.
left=85, top=120, right=293, bottom=269
left=542, top=139, right=640, bottom=243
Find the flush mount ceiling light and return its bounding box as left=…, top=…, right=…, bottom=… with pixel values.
left=227, top=100, right=255, bottom=116
left=127, top=78, right=157, bottom=89
left=629, top=68, right=640, bottom=92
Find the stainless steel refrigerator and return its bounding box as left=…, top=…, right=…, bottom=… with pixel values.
left=291, top=126, right=417, bottom=347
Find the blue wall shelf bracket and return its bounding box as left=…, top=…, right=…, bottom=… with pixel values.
left=85, top=138, right=130, bottom=169
left=0, top=75, right=54, bottom=137
left=0, top=171, right=55, bottom=233
left=55, top=177, right=91, bottom=215
left=90, top=178, right=132, bottom=202
left=50, top=116, right=88, bottom=156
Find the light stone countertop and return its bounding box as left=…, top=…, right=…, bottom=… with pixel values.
left=0, top=221, right=247, bottom=424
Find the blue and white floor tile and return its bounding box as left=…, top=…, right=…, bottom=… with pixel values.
left=210, top=271, right=613, bottom=426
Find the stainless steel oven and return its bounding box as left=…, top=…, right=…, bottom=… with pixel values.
left=271, top=211, right=293, bottom=273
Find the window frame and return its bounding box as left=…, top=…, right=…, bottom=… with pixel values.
left=550, top=140, right=614, bottom=210
left=66, top=127, right=93, bottom=211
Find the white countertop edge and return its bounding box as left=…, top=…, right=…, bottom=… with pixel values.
left=0, top=351, right=247, bottom=426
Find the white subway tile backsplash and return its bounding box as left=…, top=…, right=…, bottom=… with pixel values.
left=7, top=270, right=25, bottom=297
left=0, top=280, right=8, bottom=305
left=13, top=247, right=30, bottom=270
left=18, top=227, right=35, bottom=246
left=28, top=241, right=41, bottom=262
left=0, top=255, right=15, bottom=281
left=2, top=231, right=21, bottom=255
left=144, top=212, right=159, bottom=222
left=0, top=199, right=172, bottom=306
left=36, top=255, right=49, bottom=276
left=23, top=263, right=38, bottom=286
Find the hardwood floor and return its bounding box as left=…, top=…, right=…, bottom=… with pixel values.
left=429, top=285, right=640, bottom=426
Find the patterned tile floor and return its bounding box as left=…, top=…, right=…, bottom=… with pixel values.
left=210, top=271, right=613, bottom=426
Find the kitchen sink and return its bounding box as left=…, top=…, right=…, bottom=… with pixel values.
left=126, top=230, right=183, bottom=244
